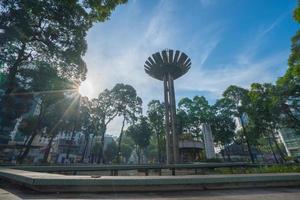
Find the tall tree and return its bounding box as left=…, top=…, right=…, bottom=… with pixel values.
left=147, top=100, right=165, bottom=163
left=0, top=0, right=127, bottom=132
left=276, top=1, right=300, bottom=131
left=223, top=85, right=256, bottom=163
left=211, top=98, right=236, bottom=161
left=91, top=89, right=119, bottom=164
left=111, top=83, right=142, bottom=163
left=178, top=96, right=213, bottom=141
left=79, top=97, right=93, bottom=163
left=41, top=97, right=70, bottom=163
left=17, top=64, right=73, bottom=163
left=65, top=94, right=82, bottom=161
left=248, top=83, right=287, bottom=162
left=127, top=117, right=152, bottom=164
left=104, top=140, right=118, bottom=164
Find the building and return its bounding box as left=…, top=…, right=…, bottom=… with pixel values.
left=220, top=143, right=262, bottom=162
left=279, top=128, right=300, bottom=157
left=202, top=123, right=216, bottom=159
left=50, top=132, right=84, bottom=163
left=179, top=139, right=204, bottom=162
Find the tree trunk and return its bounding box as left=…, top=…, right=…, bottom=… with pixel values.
left=17, top=135, right=31, bottom=158
left=97, top=125, right=107, bottom=164
left=117, top=117, right=126, bottom=163
left=245, top=138, right=255, bottom=163
left=240, top=117, right=255, bottom=163
left=17, top=131, right=38, bottom=164
left=137, top=146, right=141, bottom=164
left=5, top=43, right=26, bottom=95
left=66, top=120, right=78, bottom=161
left=156, top=129, right=161, bottom=163
left=267, top=136, right=279, bottom=164
left=225, top=144, right=231, bottom=162
left=89, top=135, right=95, bottom=163
left=42, top=134, right=55, bottom=163
left=18, top=98, right=47, bottom=164
left=80, top=135, right=89, bottom=163
left=100, top=131, right=105, bottom=164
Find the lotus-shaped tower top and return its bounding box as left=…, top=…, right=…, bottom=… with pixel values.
left=144, top=49, right=191, bottom=81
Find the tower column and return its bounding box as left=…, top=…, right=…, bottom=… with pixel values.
left=163, top=73, right=179, bottom=164
left=163, top=74, right=172, bottom=164
left=168, top=73, right=179, bottom=163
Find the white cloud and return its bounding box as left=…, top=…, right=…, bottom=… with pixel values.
left=179, top=50, right=288, bottom=98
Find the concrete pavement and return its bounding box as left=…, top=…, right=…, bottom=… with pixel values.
left=1, top=186, right=300, bottom=199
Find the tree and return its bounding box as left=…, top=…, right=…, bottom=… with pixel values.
left=111, top=83, right=142, bottom=163
left=78, top=97, right=93, bottom=163
left=120, top=135, right=134, bottom=164
left=17, top=114, right=38, bottom=159
left=127, top=117, right=152, bottom=164
left=178, top=96, right=213, bottom=141
left=211, top=98, right=236, bottom=161
left=223, top=85, right=256, bottom=163
left=147, top=100, right=165, bottom=163
left=17, top=64, right=74, bottom=163
left=90, top=89, right=118, bottom=164
left=248, top=83, right=287, bottom=163
left=276, top=2, right=300, bottom=131
left=0, top=84, right=32, bottom=140
left=105, top=140, right=118, bottom=164
left=65, top=94, right=82, bottom=161
left=0, top=0, right=127, bottom=133
left=0, top=0, right=128, bottom=87
left=41, top=98, right=70, bottom=163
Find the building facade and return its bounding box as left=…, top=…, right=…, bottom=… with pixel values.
left=279, top=128, right=300, bottom=157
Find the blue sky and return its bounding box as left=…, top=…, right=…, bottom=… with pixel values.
left=79, top=0, right=298, bottom=135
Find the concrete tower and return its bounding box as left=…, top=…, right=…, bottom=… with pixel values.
left=144, top=49, right=191, bottom=164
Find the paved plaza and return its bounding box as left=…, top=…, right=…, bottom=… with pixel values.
left=1, top=184, right=300, bottom=200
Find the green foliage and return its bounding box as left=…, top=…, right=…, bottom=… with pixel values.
left=120, top=135, right=134, bottom=163
left=112, top=83, right=143, bottom=123
left=147, top=100, right=165, bottom=163
left=295, top=2, right=300, bottom=22
left=18, top=115, right=38, bottom=137
left=127, top=117, right=152, bottom=150
left=223, top=85, right=250, bottom=117
left=211, top=98, right=236, bottom=146
left=0, top=0, right=127, bottom=82
left=222, top=85, right=257, bottom=163
left=111, top=83, right=142, bottom=163
left=248, top=83, right=281, bottom=132
left=147, top=100, right=164, bottom=136
left=91, top=89, right=118, bottom=134
left=104, top=140, right=118, bottom=163
left=275, top=1, right=300, bottom=131
left=91, top=141, right=102, bottom=155
left=127, top=117, right=152, bottom=164
left=0, top=0, right=127, bottom=129
left=178, top=96, right=213, bottom=140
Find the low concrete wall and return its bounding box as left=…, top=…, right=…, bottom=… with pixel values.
left=5, top=162, right=257, bottom=172
left=1, top=168, right=300, bottom=192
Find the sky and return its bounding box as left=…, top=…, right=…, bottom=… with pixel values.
left=79, top=0, right=299, bottom=136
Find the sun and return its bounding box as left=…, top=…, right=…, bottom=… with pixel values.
left=78, top=80, right=94, bottom=98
